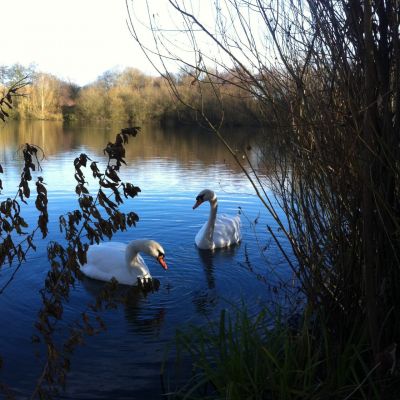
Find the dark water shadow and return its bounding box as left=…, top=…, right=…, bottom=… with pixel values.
left=80, top=277, right=165, bottom=334
left=191, top=243, right=241, bottom=316
left=197, top=243, right=241, bottom=287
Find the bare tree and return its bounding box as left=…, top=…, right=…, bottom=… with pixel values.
left=127, top=0, right=400, bottom=362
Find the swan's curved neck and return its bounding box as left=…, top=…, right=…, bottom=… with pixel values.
left=205, top=197, right=218, bottom=242
left=125, top=240, right=148, bottom=273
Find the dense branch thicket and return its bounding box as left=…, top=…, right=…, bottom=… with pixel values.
left=127, top=0, right=400, bottom=389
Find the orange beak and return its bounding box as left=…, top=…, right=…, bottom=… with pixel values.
left=193, top=200, right=203, bottom=209
left=157, top=255, right=168, bottom=270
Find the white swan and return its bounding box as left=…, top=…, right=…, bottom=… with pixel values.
left=193, top=189, right=241, bottom=250
left=80, top=239, right=168, bottom=285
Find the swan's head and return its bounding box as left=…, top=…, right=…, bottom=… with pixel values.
left=143, top=240, right=168, bottom=270
left=193, top=189, right=216, bottom=209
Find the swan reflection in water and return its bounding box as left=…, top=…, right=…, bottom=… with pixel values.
left=192, top=244, right=240, bottom=316
left=81, top=276, right=166, bottom=335
left=197, top=239, right=241, bottom=289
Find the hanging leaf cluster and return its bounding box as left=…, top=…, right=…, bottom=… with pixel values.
left=0, top=77, right=48, bottom=274
left=0, top=80, right=143, bottom=397
left=0, top=79, right=50, bottom=300
left=0, top=80, right=38, bottom=267
left=0, top=144, right=47, bottom=280
left=31, top=126, right=142, bottom=398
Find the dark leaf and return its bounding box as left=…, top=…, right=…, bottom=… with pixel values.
left=17, top=245, right=26, bottom=262
left=98, top=190, right=117, bottom=210
left=22, top=180, right=30, bottom=198
left=2, top=219, right=12, bottom=232
left=18, top=189, right=28, bottom=204
left=77, top=242, right=88, bottom=266
left=99, top=180, right=117, bottom=189
left=36, top=180, right=47, bottom=196
left=114, top=191, right=123, bottom=205
left=38, top=213, right=49, bottom=238
left=120, top=126, right=140, bottom=136
left=105, top=167, right=120, bottom=183
left=12, top=200, right=20, bottom=214
left=123, top=183, right=141, bottom=198
left=90, top=161, right=102, bottom=178
left=16, top=215, right=28, bottom=228
left=127, top=212, right=139, bottom=227
left=79, top=153, right=90, bottom=167
left=90, top=206, right=101, bottom=220
left=35, top=196, right=47, bottom=212
left=74, top=171, right=86, bottom=184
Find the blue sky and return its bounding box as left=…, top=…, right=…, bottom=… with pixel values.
left=3, top=0, right=156, bottom=85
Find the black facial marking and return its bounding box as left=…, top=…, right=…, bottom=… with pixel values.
left=196, top=194, right=204, bottom=202
left=158, top=250, right=164, bottom=258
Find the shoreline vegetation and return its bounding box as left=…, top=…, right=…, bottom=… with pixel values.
left=0, top=63, right=262, bottom=127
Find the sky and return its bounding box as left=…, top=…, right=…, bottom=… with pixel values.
left=3, top=0, right=157, bottom=86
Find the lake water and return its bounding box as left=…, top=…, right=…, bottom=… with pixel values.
left=0, top=121, right=292, bottom=399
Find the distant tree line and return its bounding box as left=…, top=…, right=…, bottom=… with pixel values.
left=0, top=64, right=262, bottom=126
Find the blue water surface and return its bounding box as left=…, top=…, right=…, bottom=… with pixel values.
left=0, top=122, right=293, bottom=399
